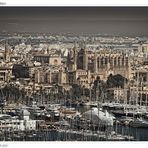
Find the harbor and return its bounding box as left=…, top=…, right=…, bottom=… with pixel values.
left=1, top=99, right=148, bottom=141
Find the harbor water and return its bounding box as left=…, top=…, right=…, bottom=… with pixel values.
left=2, top=126, right=148, bottom=141
left=114, top=124, right=148, bottom=141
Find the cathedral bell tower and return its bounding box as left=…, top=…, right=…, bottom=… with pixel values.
left=83, top=46, right=88, bottom=70
left=4, top=43, right=11, bottom=63
left=73, top=46, right=77, bottom=71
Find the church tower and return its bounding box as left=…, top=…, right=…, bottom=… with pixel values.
left=83, top=47, right=88, bottom=70
left=4, top=43, right=11, bottom=63
left=77, top=46, right=88, bottom=70
left=73, top=45, right=77, bottom=71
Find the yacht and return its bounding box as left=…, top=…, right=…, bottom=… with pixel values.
left=46, top=104, right=60, bottom=121
left=118, top=116, right=134, bottom=125
left=102, top=102, right=124, bottom=110
left=129, top=118, right=148, bottom=128
left=89, top=101, right=98, bottom=107
left=0, top=108, right=40, bottom=132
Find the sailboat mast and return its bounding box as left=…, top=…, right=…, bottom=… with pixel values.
left=89, top=83, right=92, bottom=102
left=136, top=71, right=139, bottom=106
left=96, top=81, right=100, bottom=139
left=146, top=91, right=148, bottom=106
left=140, top=76, right=143, bottom=106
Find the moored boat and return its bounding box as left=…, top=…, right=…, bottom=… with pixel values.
left=129, top=118, right=148, bottom=128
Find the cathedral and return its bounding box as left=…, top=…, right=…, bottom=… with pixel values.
left=67, top=45, right=130, bottom=87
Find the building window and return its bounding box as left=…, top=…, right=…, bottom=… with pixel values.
left=118, top=57, right=121, bottom=66
left=105, top=57, right=108, bottom=65
left=114, top=58, right=117, bottom=66
left=101, top=57, right=104, bottom=66
left=54, top=59, right=58, bottom=65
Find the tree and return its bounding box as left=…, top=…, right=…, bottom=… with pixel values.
left=71, top=84, right=82, bottom=99
left=106, top=74, right=128, bottom=88
left=84, top=88, right=90, bottom=97
left=93, top=76, right=101, bottom=91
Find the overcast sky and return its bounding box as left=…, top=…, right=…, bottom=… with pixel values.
left=0, top=7, right=148, bottom=36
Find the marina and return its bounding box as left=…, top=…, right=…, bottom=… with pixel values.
left=1, top=100, right=148, bottom=141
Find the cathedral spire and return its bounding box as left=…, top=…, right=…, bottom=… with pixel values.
left=73, top=45, right=77, bottom=71
left=4, top=39, right=10, bottom=62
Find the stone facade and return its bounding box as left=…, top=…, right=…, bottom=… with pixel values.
left=67, top=46, right=131, bottom=87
